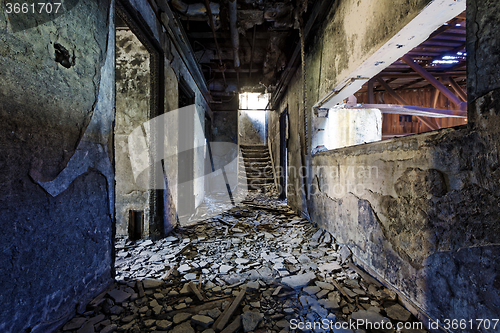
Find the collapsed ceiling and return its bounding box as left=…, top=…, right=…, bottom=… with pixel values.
left=170, top=0, right=309, bottom=109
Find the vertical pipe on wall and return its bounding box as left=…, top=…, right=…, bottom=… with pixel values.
left=228, top=0, right=240, bottom=71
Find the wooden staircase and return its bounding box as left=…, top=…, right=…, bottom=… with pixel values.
left=239, top=145, right=275, bottom=192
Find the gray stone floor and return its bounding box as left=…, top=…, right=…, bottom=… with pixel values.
left=58, top=193, right=427, bottom=333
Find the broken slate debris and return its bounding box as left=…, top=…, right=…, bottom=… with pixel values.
left=57, top=192, right=428, bottom=333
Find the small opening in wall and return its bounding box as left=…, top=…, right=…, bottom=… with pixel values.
left=128, top=210, right=143, bottom=241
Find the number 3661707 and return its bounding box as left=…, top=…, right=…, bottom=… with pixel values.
left=5, top=3, right=62, bottom=14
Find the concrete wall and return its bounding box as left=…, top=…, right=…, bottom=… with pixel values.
left=312, top=108, right=382, bottom=152
left=0, top=0, right=212, bottom=330
left=269, top=0, right=500, bottom=329
left=123, top=0, right=212, bottom=230
left=115, top=29, right=151, bottom=237
left=239, top=110, right=267, bottom=145
left=0, top=1, right=115, bottom=332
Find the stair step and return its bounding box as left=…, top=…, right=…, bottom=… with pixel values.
left=239, top=178, right=274, bottom=184
left=242, top=157, right=270, bottom=162
left=240, top=145, right=268, bottom=149
left=242, top=153, right=270, bottom=158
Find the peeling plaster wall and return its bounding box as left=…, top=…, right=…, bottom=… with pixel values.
left=310, top=127, right=500, bottom=326
left=0, top=1, right=115, bottom=332
left=269, top=0, right=500, bottom=328
left=115, top=29, right=151, bottom=237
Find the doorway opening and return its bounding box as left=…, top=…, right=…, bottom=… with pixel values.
left=114, top=0, right=165, bottom=244
left=114, top=11, right=151, bottom=240
left=238, top=92, right=269, bottom=146
left=177, top=78, right=196, bottom=220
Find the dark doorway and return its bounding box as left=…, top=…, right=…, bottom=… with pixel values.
left=128, top=210, right=144, bottom=241
left=177, top=77, right=195, bottom=218
left=279, top=108, right=288, bottom=200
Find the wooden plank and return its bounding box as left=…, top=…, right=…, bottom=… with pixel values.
left=162, top=266, right=175, bottom=281
left=189, top=281, right=205, bottom=301
left=167, top=297, right=233, bottom=316
left=220, top=316, right=242, bottom=333
left=444, top=76, right=467, bottom=102
left=376, top=78, right=439, bottom=130
left=347, top=262, right=383, bottom=288
left=214, top=287, right=247, bottom=331
left=377, top=71, right=465, bottom=78
left=331, top=279, right=353, bottom=303
left=432, top=87, right=440, bottom=109
left=367, top=79, right=374, bottom=104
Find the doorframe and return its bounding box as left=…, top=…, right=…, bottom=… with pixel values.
left=279, top=107, right=288, bottom=200
left=115, top=0, right=165, bottom=240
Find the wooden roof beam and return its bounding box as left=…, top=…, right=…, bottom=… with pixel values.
left=401, top=55, right=466, bottom=112
left=376, top=77, right=439, bottom=130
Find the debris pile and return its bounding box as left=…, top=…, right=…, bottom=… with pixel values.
left=59, top=195, right=427, bottom=333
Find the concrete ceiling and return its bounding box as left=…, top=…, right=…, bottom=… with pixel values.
left=169, top=0, right=309, bottom=109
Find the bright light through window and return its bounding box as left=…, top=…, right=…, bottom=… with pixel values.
left=239, top=92, right=270, bottom=110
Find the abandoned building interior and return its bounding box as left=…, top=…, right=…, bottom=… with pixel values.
left=1, top=0, right=500, bottom=332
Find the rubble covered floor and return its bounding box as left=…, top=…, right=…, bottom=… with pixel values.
left=59, top=194, right=427, bottom=333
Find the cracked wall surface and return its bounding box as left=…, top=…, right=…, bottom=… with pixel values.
left=269, top=0, right=500, bottom=330
left=309, top=125, right=500, bottom=326
left=0, top=1, right=114, bottom=332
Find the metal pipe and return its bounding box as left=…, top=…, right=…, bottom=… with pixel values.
left=203, top=0, right=227, bottom=87
left=171, top=0, right=219, bottom=17
left=249, top=24, right=256, bottom=79
left=228, top=0, right=240, bottom=70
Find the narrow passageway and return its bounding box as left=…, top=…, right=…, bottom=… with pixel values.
left=59, top=193, right=426, bottom=333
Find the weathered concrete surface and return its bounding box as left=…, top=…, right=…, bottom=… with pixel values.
left=309, top=125, right=500, bottom=325
left=308, top=134, right=500, bottom=329
left=115, top=29, right=151, bottom=237
left=0, top=1, right=114, bottom=332
left=267, top=0, right=500, bottom=329
left=313, top=108, right=382, bottom=151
